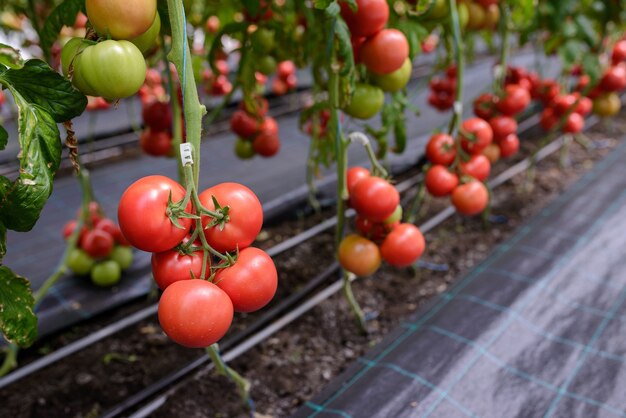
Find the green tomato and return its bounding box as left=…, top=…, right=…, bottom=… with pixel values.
left=91, top=260, right=122, bottom=287
left=80, top=40, right=147, bottom=100
left=251, top=28, right=275, bottom=54
left=428, top=0, right=449, bottom=19
left=61, top=38, right=99, bottom=96
left=130, top=12, right=161, bottom=55
left=343, top=83, right=385, bottom=120
left=371, top=58, right=412, bottom=92
left=257, top=55, right=277, bottom=76
left=110, top=246, right=134, bottom=270
left=234, top=137, right=256, bottom=159
left=383, top=205, right=403, bottom=224
left=457, top=2, right=469, bottom=30
left=67, top=248, right=95, bottom=275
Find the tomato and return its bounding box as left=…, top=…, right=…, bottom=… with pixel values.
left=483, top=4, right=499, bottom=29
left=340, top=0, right=389, bottom=38
left=347, top=167, right=370, bottom=194
left=284, top=74, right=298, bottom=90
left=496, top=84, right=531, bottom=116
left=421, top=34, right=438, bottom=53
left=199, top=183, right=263, bottom=253
left=251, top=28, right=275, bottom=54
left=338, top=234, right=381, bottom=277
left=91, top=260, right=122, bottom=287
left=593, top=92, right=621, bottom=117
left=538, top=79, right=560, bottom=105
left=61, top=38, right=99, bottom=96
left=489, top=116, right=517, bottom=141
left=140, top=129, right=172, bottom=157
left=459, top=154, right=491, bottom=181
left=575, top=74, right=590, bottom=93
left=473, top=93, right=496, bottom=120
left=277, top=60, right=296, bottom=79
left=457, top=2, right=470, bottom=29
left=158, top=279, right=233, bottom=348
left=110, top=246, right=133, bottom=270
left=425, top=165, right=459, bottom=197
left=459, top=117, right=493, bottom=154
left=234, top=137, right=256, bottom=159
left=259, top=116, right=278, bottom=136
left=425, top=133, right=456, bottom=166
left=482, top=143, right=501, bottom=163
left=360, top=29, right=409, bottom=75
left=497, top=133, right=519, bottom=158
left=79, top=40, right=147, bottom=100
left=383, top=205, right=403, bottom=224
left=563, top=112, right=584, bottom=134
left=451, top=181, right=489, bottom=216
left=118, top=175, right=192, bottom=253
left=205, top=15, right=220, bottom=34
left=142, top=99, right=171, bottom=132
left=67, top=248, right=95, bottom=275
left=214, top=247, right=277, bottom=313
left=371, top=58, right=412, bottom=93
left=94, top=218, right=120, bottom=237
left=351, top=36, right=366, bottom=63
left=552, top=94, right=577, bottom=116
left=575, top=96, right=592, bottom=116
left=272, top=78, right=288, bottom=96
left=428, top=91, right=454, bottom=111
left=230, top=110, right=261, bottom=138
left=428, top=0, right=449, bottom=19
left=600, top=65, right=626, bottom=92
left=63, top=219, right=88, bottom=242
left=540, top=107, right=558, bottom=131
left=343, top=83, right=384, bottom=119
left=253, top=132, right=280, bottom=157
left=466, top=1, right=486, bottom=30
left=86, top=0, right=156, bottom=39
left=612, top=40, right=626, bottom=64
left=257, top=55, right=277, bottom=76
left=210, top=75, right=233, bottom=96
left=130, top=12, right=160, bottom=55
left=350, top=177, right=400, bottom=222
left=380, top=223, right=425, bottom=268
left=151, top=249, right=209, bottom=290
left=82, top=229, right=114, bottom=258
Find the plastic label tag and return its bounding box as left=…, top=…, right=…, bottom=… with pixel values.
left=454, top=101, right=463, bottom=115
left=180, top=143, right=193, bottom=165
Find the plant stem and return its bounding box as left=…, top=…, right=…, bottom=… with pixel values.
left=342, top=272, right=366, bottom=333
left=405, top=180, right=426, bottom=224
left=494, top=3, right=511, bottom=95
left=0, top=344, right=17, bottom=377
left=206, top=344, right=252, bottom=408
left=446, top=0, right=465, bottom=136
left=306, top=139, right=321, bottom=213
left=162, top=34, right=185, bottom=182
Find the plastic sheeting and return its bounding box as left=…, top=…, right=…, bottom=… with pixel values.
left=294, top=140, right=626, bottom=418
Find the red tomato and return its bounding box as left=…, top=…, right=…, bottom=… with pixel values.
left=76, top=201, right=102, bottom=226
left=271, top=78, right=288, bottom=95
left=473, top=93, right=496, bottom=120
left=496, top=84, right=531, bottom=116
left=459, top=154, right=491, bottom=181
left=230, top=110, right=261, bottom=138
left=563, top=112, right=584, bottom=134
left=338, top=234, right=381, bottom=277
left=600, top=65, right=626, bottom=92
left=351, top=36, right=366, bottom=63
left=538, top=79, right=560, bottom=105
left=253, top=132, right=280, bottom=157
left=199, top=183, right=263, bottom=252
left=140, top=129, right=172, bottom=157
left=575, top=96, right=592, bottom=116
left=575, top=74, right=590, bottom=92
left=214, top=247, right=277, bottom=313
left=118, top=176, right=193, bottom=253
left=94, top=218, right=120, bottom=237
left=354, top=216, right=396, bottom=242
left=425, top=133, right=456, bottom=166
left=451, top=181, right=489, bottom=216
left=347, top=167, right=370, bottom=194
left=552, top=94, right=577, bottom=116
left=63, top=220, right=88, bottom=241
left=482, top=143, right=501, bottom=163
left=359, top=29, right=409, bottom=75
left=350, top=177, right=400, bottom=222
left=425, top=165, right=459, bottom=197
left=151, top=249, right=209, bottom=290
left=489, top=116, right=517, bottom=141
left=142, top=99, right=172, bottom=132
left=240, top=96, right=269, bottom=117
left=158, top=280, right=233, bottom=348
left=380, top=223, right=425, bottom=268
left=459, top=118, right=493, bottom=154
left=497, top=133, right=519, bottom=158
left=277, top=60, right=296, bottom=79
left=612, top=40, right=626, bottom=64
left=540, top=107, right=558, bottom=131
left=82, top=229, right=114, bottom=258
left=340, top=0, right=389, bottom=39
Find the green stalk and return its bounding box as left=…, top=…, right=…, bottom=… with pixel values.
left=161, top=34, right=184, bottom=182
left=447, top=0, right=465, bottom=136
left=206, top=345, right=252, bottom=407
left=494, top=3, right=511, bottom=95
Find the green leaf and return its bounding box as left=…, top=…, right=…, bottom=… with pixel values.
left=0, top=223, right=5, bottom=262
left=0, top=60, right=86, bottom=122
left=314, top=0, right=335, bottom=10
left=0, top=125, right=7, bottom=150
left=325, top=2, right=340, bottom=17
left=39, top=0, right=85, bottom=54
left=582, top=54, right=601, bottom=85
left=574, top=15, right=599, bottom=48
left=0, top=266, right=37, bottom=347
left=0, top=43, right=24, bottom=69
left=558, top=39, right=583, bottom=70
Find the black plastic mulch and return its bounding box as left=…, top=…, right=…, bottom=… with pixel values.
left=293, top=139, right=626, bottom=418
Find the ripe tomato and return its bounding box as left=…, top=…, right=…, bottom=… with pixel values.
left=214, top=247, right=277, bottom=313
left=63, top=219, right=88, bottom=242
left=142, top=99, right=171, bottom=132
left=482, top=143, right=501, bottom=163
left=497, top=133, right=519, bottom=158
left=473, top=93, right=496, bottom=120
left=91, top=260, right=122, bottom=286
left=489, top=116, right=517, bottom=141
left=340, top=0, right=389, bottom=38
left=451, top=181, right=489, bottom=216
left=118, top=175, right=193, bottom=253
left=593, top=92, right=621, bottom=117
left=380, top=223, right=425, bottom=268
left=130, top=12, right=160, bottom=55
left=483, top=4, right=499, bottom=29
left=234, top=137, right=256, bottom=159
left=538, top=79, right=560, bottom=104
left=552, top=93, right=579, bottom=116
left=350, top=177, right=400, bottom=222
left=496, top=84, right=531, bottom=116
left=612, top=40, right=626, bottom=64
left=575, top=96, right=592, bottom=116
left=277, top=60, right=296, bottom=79
left=338, top=234, right=381, bottom=277
left=158, top=280, right=233, bottom=348
left=540, top=107, right=558, bottom=131
left=563, top=112, right=584, bottom=134
left=152, top=249, right=209, bottom=290
left=371, top=58, right=412, bottom=92
left=343, top=83, right=384, bottom=119
left=359, top=29, right=409, bottom=75
left=86, top=0, right=156, bottom=39
left=459, top=154, right=491, bottom=181
left=230, top=110, right=261, bottom=138
left=426, top=133, right=456, bottom=166
left=253, top=132, right=280, bottom=157
left=355, top=216, right=397, bottom=242
left=347, top=167, right=370, bottom=193
left=199, top=183, right=263, bottom=252
left=82, top=229, right=114, bottom=258
left=67, top=248, right=95, bottom=275
left=79, top=40, right=147, bottom=100
left=425, top=165, right=459, bottom=197
left=94, top=218, right=120, bottom=237
left=600, top=65, right=626, bottom=92
left=259, top=116, right=278, bottom=135
left=140, top=129, right=172, bottom=157
left=460, top=118, right=493, bottom=154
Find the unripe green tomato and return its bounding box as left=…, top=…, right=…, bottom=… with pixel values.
left=383, top=205, right=403, bottom=224
left=371, top=58, right=412, bottom=92
left=251, top=28, right=275, bottom=54
left=91, top=260, right=122, bottom=287
left=343, top=83, right=384, bottom=120
left=80, top=40, right=147, bottom=100
left=61, top=38, right=99, bottom=96
left=234, top=137, right=256, bottom=159
left=67, top=248, right=95, bottom=275
left=130, top=12, right=161, bottom=55
left=110, top=246, right=134, bottom=270
left=257, top=55, right=277, bottom=75
left=86, top=0, right=156, bottom=40
left=457, top=3, right=469, bottom=30
left=429, top=0, right=449, bottom=19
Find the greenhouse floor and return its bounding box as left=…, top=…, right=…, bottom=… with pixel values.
left=294, top=139, right=626, bottom=418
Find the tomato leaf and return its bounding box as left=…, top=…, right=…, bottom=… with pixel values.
left=0, top=60, right=86, bottom=122
left=39, top=0, right=85, bottom=54
left=313, top=0, right=336, bottom=10
left=0, top=43, right=24, bottom=69
left=0, top=266, right=37, bottom=347
left=0, top=223, right=6, bottom=262
left=574, top=15, right=599, bottom=48
left=582, top=54, right=601, bottom=85
left=0, top=125, right=7, bottom=150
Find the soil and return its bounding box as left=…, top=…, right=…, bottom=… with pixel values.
left=2, top=114, right=625, bottom=418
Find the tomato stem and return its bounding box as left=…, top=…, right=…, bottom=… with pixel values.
left=0, top=344, right=17, bottom=377
left=347, top=132, right=389, bottom=178
left=342, top=272, right=367, bottom=333
left=206, top=344, right=253, bottom=408
left=446, top=0, right=464, bottom=137
left=494, top=3, right=511, bottom=95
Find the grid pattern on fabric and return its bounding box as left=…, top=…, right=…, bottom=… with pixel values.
left=293, top=141, right=626, bottom=418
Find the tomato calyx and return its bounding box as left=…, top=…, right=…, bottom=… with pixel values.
left=166, top=190, right=200, bottom=230
left=201, top=195, right=231, bottom=230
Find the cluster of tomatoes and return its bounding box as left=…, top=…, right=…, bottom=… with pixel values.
left=63, top=203, right=133, bottom=287
left=138, top=70, right=178, bottom=157
left=339, top=167, right=426, bottom=277
left=428, top=65, right=457, bottom=111
left=198, top=51, right=233, bottom=97
left=117, top=176, right=277, bottom=348
left=271, top=60, right=298, bottom=96
left=60, top=0, right=160, bottom=100
left=231, top=96, right=280, bottom=159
